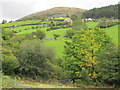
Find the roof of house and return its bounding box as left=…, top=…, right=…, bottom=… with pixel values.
left=64, top=18, right=73, bottom=23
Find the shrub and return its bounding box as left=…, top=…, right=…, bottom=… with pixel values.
left=2, top=29, right=14, bottom=40
left=16, top=40, right=56, bottom=79
left=33, top=30, right=45, bottom=39
left=53, top=34, right=60, bottom=40
left=32, top=27, right=34, bottom=29
left=46, top=28, right=51, bottom=31
left=2, top=48, right=19, bottom=75
left=64, top=29, right=76, bottom=39
left=2, top=20, right=7, bottom=24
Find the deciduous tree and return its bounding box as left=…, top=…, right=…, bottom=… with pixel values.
left=64, top=28, right=112, bottom=83
left=95, top=44, right=120, bottom=87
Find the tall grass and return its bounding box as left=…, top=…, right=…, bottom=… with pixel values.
left=1, top=73, right=21, bottom=88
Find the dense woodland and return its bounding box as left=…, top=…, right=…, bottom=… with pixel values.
left=83, top=4, right=118, bottom=19
left=1, top=4, right=120, bottom=88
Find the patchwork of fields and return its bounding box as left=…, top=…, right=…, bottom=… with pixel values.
left=1, top=19, right=118, bottom=59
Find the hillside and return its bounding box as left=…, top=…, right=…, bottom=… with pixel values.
left=1, top=17, right=118, bottom=88
left=82, top=4, right=118, bottom=19
left=18, top=7, right=87, bottom=21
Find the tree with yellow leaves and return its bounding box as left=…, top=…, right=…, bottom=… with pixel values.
left=64, top=28, right=112, bottom=83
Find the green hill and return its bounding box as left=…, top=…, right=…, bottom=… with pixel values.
left=18, top=7, right=87, bottom=21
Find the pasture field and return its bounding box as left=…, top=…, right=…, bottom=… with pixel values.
left=86, top=22, right=99, bottom=28
left=16, top=27, right=49, bottom=35
left=10, top=25, right=43, bottom=30
left=2, top=20, right=118, bottom=58
left=44, top=40, right=66, bottom=59
left=44, top=24, right=118, bottom=59
left=45, top=28, right=70, bottom=39
left=3, top=20, right=118, bottom=58
left=16, top=29, right=38, bottom=35
left=1, top=20, right=41, bottom=27
left=104, top=25, right=118, bottom=43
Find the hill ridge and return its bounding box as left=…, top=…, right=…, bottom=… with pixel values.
left=18, top=7, right=87, bottom=21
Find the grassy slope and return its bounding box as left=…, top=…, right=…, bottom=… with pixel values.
left=44, top=27, right=70, bottom=59
left=45, top=28, right=70, bottom=39
left=86, top=22, right=99, bottom=28
left=44, top=22, right=100, bottom=59
left=44, top=40, right=66, bottom=59
left=16, top=29, right=38, bottom=35
left=45, top=24, right=118, bottom=59
left=2, top=20, right=41, bottom=27
left=2, top=21, right=118, bottom=59
left=19, top=7, right=86, bottom=20
left=9, top=25, right=42, bottom=31
left=104, top=25, right=118, bottom=43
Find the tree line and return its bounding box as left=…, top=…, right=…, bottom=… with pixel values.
left=82, top=4, right=118, bottom=19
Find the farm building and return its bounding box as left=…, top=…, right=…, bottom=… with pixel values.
left=64, top=18, right=73, bottom=23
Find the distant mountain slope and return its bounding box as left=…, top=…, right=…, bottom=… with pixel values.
left=82, top=4, right=118, bottom=19
left=18, top=7, right=87, bottom=21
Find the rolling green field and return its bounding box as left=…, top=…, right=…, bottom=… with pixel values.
left=104, top=25, right=118, bottom=43
left=1, top=20, right=41, bottom=27
left=86, top=22, right=99, bottom=28
left=45, top=28, right=70, bottom=39
left=2, top=20, right=118, bottom=59
left=44, top=24, right=118, bottom=59
left=44, top=40, right=66, bottom=59
left=16, top=29, right=38, bottom=35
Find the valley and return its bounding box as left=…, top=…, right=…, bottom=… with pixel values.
left=1, top=4, right=119, bottom=89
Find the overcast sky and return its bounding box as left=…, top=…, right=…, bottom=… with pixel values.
left=0, top=0, right=119, bottom=22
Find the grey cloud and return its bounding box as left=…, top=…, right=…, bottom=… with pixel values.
left=0, top=2, right=34, bottom=19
